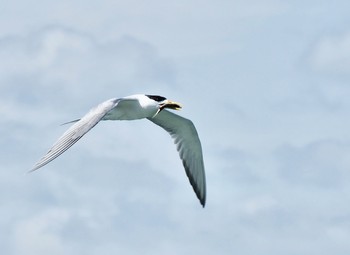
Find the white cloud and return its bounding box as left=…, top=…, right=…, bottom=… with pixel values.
left=0, top=0, right=289, bottom=58
left=0, top=26, right=176, bottom=113
left=13, top=208, right=70, bottom=255
left=275, top=140, right=350, bottom=187
left=243, top=195, right=278, bottom=216
left=308, top=32, right=350, bottom=74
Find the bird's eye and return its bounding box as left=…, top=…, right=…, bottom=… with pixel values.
left=146, top=95, right=167, bottom=102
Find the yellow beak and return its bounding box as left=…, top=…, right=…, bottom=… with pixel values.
left=164, top=100, right=182, bottom=110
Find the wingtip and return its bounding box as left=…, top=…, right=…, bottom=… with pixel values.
left=27, top=162, right=43, bottom=174
left=200, top=197, right=206, bottom=208
left=27, top=167, right=38, bottom=174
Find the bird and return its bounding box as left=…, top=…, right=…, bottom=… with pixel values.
left=30, top=94, right=206, bottom=207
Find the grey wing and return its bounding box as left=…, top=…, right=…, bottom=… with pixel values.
left=148, top=110, right=206, bottom=207
left=30, top=98, right=120, bottom=172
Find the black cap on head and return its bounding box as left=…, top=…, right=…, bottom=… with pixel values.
left=146, top=95, right=167, bottom=102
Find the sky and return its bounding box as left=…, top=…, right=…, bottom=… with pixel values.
left=1, top=0, right=350, bottom=254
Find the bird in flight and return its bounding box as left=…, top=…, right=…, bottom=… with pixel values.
left=31, top=94, right=206, bottom=207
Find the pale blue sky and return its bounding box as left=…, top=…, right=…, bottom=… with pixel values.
left=1, top=1, right=350, bottom=254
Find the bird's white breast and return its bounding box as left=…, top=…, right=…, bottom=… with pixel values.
left=103, top=94, right=159, bottom=120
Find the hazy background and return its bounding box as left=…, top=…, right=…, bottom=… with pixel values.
left=1, top=1, right=350, bottom=254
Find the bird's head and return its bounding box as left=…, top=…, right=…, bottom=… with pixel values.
left=146, top=95, right=182, bottom=111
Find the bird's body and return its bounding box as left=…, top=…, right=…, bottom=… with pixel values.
left=31, top=94, right=206, bottom=207
left=102, top=95, right=158, bottom=120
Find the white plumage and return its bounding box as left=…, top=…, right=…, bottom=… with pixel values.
left=31, top=94, right=206, bottom=207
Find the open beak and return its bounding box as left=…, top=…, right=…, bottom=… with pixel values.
left=153, top=99, right=182, bottom=118
left=162, top=100, right=182, bottom=110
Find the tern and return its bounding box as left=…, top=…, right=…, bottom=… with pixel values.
left=31, top=94, right=206, bottom=207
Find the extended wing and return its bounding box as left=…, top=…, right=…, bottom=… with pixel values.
left=30, top=98, right=119, bottom=172
left=148, top=110, right=206, bottom=207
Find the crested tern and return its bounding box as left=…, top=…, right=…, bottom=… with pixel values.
left=31, top=94, right=206, bottom=207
